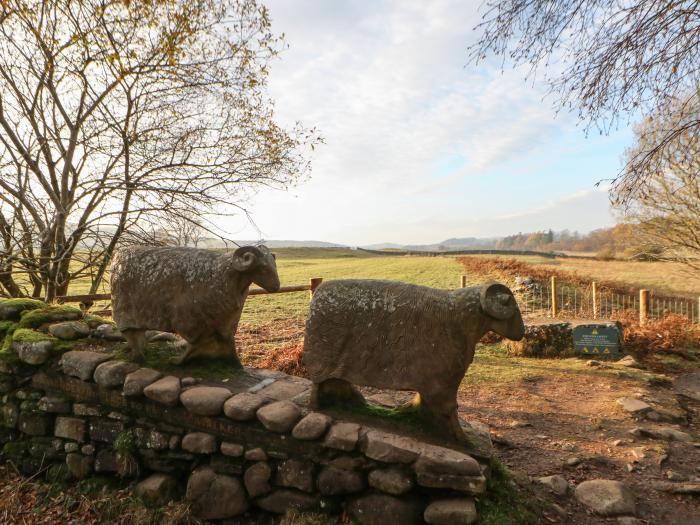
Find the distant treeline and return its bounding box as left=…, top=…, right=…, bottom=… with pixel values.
left=495, top=224, right=637, bottom=255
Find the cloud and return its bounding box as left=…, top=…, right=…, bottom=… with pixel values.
left=215, top=0, right=631, bottom=245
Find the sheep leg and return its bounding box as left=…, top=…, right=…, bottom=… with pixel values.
left=418, top=390, right=467, bottom=443
left=172, top=333, right=242, bottom=367
left=310, top=379, right=365, bottom=409
left=122, top=329, right=147, bottom=362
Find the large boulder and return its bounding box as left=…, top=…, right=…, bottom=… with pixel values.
left=186, top=467, right=248, bottom=519
left=135, top=473, right=179, bottom=506
left=574, top=479, right=636, bottom=516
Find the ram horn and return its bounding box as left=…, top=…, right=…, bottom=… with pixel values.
left=480, top=282, right=516, bottom=320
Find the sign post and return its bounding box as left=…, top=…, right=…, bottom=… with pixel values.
left=573, top=323, right=623, bottom=359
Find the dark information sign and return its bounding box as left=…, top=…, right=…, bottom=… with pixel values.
left=573, top=323, right=622, bottom=359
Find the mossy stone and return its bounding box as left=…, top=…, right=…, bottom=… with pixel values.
left=18, top=305, right=82, bottom=329
left=0, top=298, right=45, bottom=321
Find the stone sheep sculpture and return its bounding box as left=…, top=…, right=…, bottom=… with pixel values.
left=303, top=279, right=525, bottom=442
left=111, top=245, right=280, bottom=365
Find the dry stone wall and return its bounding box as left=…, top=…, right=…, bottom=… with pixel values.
left=0, top=302, right=493, bottom=524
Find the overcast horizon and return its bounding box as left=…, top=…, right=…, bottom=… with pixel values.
left=217, top=0, right=634, bottom=246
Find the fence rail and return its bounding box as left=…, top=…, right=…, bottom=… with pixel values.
left=32, top=274, right=700, bottom=325
left=55, top=277, right=324, bottom=317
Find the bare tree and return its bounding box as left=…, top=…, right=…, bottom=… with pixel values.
left=0, top=0, right=319, bottom=300
left=469, top=1, right=700, bottom=200
left=615, top=88, right=700, bottom=270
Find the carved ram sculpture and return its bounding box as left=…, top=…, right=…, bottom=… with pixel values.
left=111, top=245, right=279, bottom=365
left=303, top=279, right=525, bottom=442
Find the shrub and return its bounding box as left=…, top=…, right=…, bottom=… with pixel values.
left=595, top=248, right=615, bottom=260
left=618, top=312, right=700, bottom=355
left=503, top=323, right=574, bottom=358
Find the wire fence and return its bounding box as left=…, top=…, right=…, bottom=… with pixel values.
left=512, top=279, right=699, bottom=323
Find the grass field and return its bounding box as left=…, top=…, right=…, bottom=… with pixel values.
left=464, top=254, right=700, bottom=297
left=240, top=250, right=470, bottom=327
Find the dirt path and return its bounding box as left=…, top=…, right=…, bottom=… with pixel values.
left=458, top=361, right=700, bottom=524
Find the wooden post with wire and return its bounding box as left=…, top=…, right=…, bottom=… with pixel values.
left=639, top=289, right=649, bottom=325
left=591, top=282, right=598, bottom=319
left=550, top=276, right=558, bottom=317
left=460, top=275, right=467, bottom=288
left=310, top=277, right=323, bottom=298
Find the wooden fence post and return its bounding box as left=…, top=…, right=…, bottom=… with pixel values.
left=460, top=275, right=467, bottom=288
left=550, top=276, right=558, bottom=317
left=591, top=282, right=598, bottom=319
left=640, top=289, right=649, bottom=325
left=309, top=277, right=323, bottom=298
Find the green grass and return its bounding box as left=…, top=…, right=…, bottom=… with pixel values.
left=241, top=254, right=470, bottom=327
left=462, top=344, right=669, bottom=388
left=476, top=458, right=539, bottom=525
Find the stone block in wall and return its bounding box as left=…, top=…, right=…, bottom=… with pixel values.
left=244, top=461, right=272, bottom=498
left=61, top=351, right=112, bottom=381
left=136, top=473, right=179, bottom=507
left=186, top=467, right=248, bottom=519
left=28, top=437, right=64, bottom=460
left=123, top=368, right=162, bottom=397
left=414, top=446, right=482, bottom=477
left=223, top=392, right=269, bottom=421
left=181, top=432, right=216, bottom=454
left=210, top=454, right=244, bottom=476
left=93, top=361, right=139, bottom=388
left=292, top=412, right=331, bottom=441
left=16, top=341, right=53, bottom=365
left=255, top=489, right=319, bottom=514
left=361, top=430, right=422, bottom=464
left=317, top=466, right=365, bottom=495
left=134, top=427, right=170, bottom=450
left=368, top=467, right=413, bottom=495
left=256, top=400, right=301, bottom=433
left=73, top=403, right=102, bottom=416
left=38, top=396, right=70, bottom=414
left=424, top=498, right=478, bottom=525
left=95, top=449, right=118, bottom=473
left=54, top=417, right=86, bottom=442
left=180, top=386, right=232, bottom=416
left=1, top=402, right=18, bottom=428
left=276, top=459, right=314, bottom=493
left=244, top=447, right=267, bottom=461
left=18, top=412, right=51, bottom=436
left=89, top=420, right=124, bottom=443
left=221, top=441, right=244, bottom=457
left=323, top=422, right=361, bottom=451
left=143, top=376, right=181, bottom=406
left=66, top=452, right=93, bottom=479
left=349, top=494, right=424, bottom=525
left=48, top=321, right=90, bottom=341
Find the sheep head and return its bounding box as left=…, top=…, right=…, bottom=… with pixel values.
left=230, top=245, right=280, bottom=292
left=480, top=282, right=525, bottom=341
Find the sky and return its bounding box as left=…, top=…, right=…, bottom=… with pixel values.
left=221, top=0, right=635, bottom=246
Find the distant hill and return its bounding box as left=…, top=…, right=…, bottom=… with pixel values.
left=198, top=238, right=347, bottom=249
left=363, top=236, right=499, bottom=252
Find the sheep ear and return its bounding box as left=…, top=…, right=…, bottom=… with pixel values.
left=232, top=247, right=259, bottom=272
left=480, top=282, right=516, bottom=320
